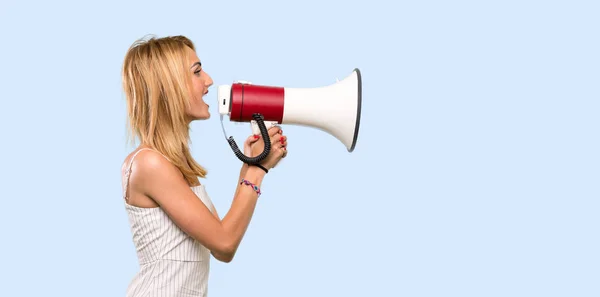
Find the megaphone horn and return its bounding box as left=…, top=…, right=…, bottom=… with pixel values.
left=217, top=68, right=362, bottom=165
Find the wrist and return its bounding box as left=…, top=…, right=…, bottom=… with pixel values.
left=243, top=165, right=266, bottom=185
left=240, top=163, right=249, bottom=174
left=250, top=163, right=269, bottom=174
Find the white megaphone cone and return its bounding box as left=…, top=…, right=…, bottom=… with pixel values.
left=217, top=68, right=362, bottom=164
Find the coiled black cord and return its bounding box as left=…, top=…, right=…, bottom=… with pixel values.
left=227, top=113, right=271, bottom=165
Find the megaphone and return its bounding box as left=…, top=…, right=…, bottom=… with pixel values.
left=217, top=68, right=362, bottom=165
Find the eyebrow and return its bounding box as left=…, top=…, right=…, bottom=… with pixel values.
left=190, top=61, right=202, bottom=70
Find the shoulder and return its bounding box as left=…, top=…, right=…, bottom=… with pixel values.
left=132, top=149, right=172, bottom=170
left=122, top=148, right=168, bottom=172
left=125, top=148, right=184, bottom=194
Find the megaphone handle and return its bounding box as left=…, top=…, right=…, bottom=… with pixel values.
left=227, top=113, right=272, bottom=166
left=251, top=120, right=279, bottom=135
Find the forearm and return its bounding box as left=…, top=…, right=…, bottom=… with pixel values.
left=234, top=163, right=250, bottom=197
left=219, top=166, right=265, bottom=259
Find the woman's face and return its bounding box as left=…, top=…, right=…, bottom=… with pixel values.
left=185, top=46, right=213, bottom=121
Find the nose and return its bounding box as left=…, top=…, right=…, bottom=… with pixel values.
left=204, top=72, right=213, bottom=87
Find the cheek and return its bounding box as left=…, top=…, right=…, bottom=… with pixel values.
left=194, top=79, right=204, bottom=93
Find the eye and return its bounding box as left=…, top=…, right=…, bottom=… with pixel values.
left=194, top=68, right=202, bottom=76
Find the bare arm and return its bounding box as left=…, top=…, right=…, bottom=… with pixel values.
left=210, top=163, right=250, bottom=261
left=131, top=151, right=266, bottom=263
left=129, top=128, right=285, bottom=263
left=209, top=131, right=282, bottom=261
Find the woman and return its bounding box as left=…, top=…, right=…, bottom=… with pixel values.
left=120, top=35, right=288, bottom=297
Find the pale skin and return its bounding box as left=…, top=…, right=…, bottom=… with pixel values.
left=122, top=46, right=288, bottom=263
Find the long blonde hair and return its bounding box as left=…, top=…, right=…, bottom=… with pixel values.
left=122, top=35, right=207, bottom=185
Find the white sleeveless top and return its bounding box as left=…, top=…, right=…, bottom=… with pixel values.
left=122, top=148, right=216, bottom=297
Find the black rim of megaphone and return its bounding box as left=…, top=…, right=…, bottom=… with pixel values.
left=349, top=68, right=362, bottom=152
left=227, top=113, right=271, bottom=165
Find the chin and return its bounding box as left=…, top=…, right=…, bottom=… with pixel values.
left=187, top=112, right=210, bottom=122
left=188, top=102, right=211, bottom=121
left=195, top=112, right=211, bottom=121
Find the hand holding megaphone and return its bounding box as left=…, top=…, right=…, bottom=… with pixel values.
left=243, top=126, right=287, bottom=170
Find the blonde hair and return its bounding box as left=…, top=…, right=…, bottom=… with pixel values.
left=122, top=35, right=207, bottom=185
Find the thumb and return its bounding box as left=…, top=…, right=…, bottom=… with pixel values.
left=244, top=134, right=261, bottom=151
left=245, top=134, right=261, bottom=145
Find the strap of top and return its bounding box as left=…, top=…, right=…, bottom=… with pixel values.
left=123, top=148, right=170, bottom=201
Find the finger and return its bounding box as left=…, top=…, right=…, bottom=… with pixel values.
left=268, top=126, right=282, bottom=137
left=270, top=134, right=282, bottom=146
left=271, top=141, right=282, bottom=151
left=280, top=147, right=288, bottom=158
left=279, top=135, right=287, bottom=147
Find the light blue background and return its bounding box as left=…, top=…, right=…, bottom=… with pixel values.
left=0, top=0, right=598, bottom=296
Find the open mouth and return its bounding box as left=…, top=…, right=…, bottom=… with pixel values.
left=202, top=88, right=210, bottom=109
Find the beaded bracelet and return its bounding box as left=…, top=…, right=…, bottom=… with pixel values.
left=240, top=178, right=261, bottom=197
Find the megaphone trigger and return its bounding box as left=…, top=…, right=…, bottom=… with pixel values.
left=251, top=120, right=279, bottom=135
